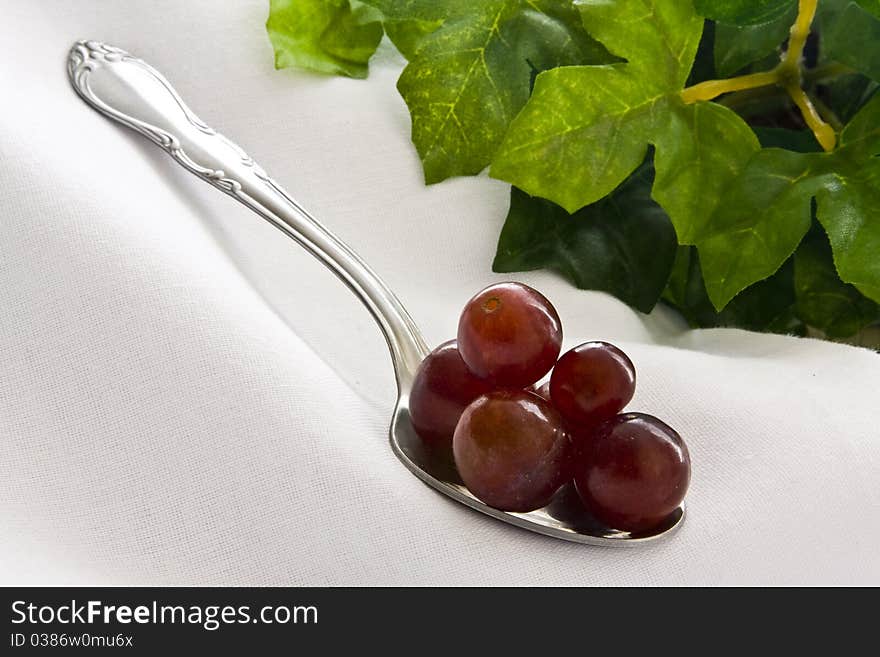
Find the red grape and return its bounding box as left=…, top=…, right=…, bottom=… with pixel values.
left=453, top=390, right=570, bottom=512
left=573, top=413, right=690, bottom=532
left=457, top=282, right=562, bottom=388
left=410, top=340, right=494, bottom=448
left=550, top=341, right=635, bottom=428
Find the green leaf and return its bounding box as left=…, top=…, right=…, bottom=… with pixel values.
left=694, top=0, right=796, bottom=25
left=696, top=96, right=880, bottom=309
left=815, top=96, right=880, bottom=304
left=822, top=74, right=879, bottom=125
left=574, top=0, right=704, bottom=86
left=696, top=148, right=819, bottom=309
left=361, top=0, right=471, bottom=21
left=382, top=18, right=442, bottom=59
left=663, top=247, right=805, bottom=334
left=855, top=0, right=880, bottom=18
left=713, top=4, right=795, bottom=77
left=382, top=0, right=609, bottom=183
left=349, top=0, right=383, bottom=23
left=752, top=127, right=822, bottom=152
left=491, top=0, right=707, bottom=213
left=493, top=159, right=677, bottom=313
left=823, top=2, right=880, bottom=82
left=359, top=0, right=457, bottom=59
left=652, top=100, right=761, bottom=243
left=266, top=0, right=383, bottom=79
left=795, top=230, right=880, bottom=337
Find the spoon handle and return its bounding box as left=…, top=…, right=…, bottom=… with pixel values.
left=67, top=40, right=428, bottom=389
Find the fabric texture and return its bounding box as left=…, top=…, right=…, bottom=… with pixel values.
left=1, top=0, right=878, bottom=585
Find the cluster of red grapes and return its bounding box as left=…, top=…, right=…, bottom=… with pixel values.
left=410, top=282, right=691, bottom=533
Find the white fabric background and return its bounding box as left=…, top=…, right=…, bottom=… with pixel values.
left=1, top=0, right=878, bottom=585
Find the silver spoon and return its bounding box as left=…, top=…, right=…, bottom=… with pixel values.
left=67, top=40, right=684, bottom=545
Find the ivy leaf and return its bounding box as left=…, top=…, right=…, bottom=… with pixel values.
left=823, top=74, right=879, bottom=124
left=855, top=0, right=880, bottom=18
left=368, top=1, right=609, bottom=184
left=695, top=148, right=819, bottom=309
left=266, top=0, right=383, bottom=79
left=493, top=0, right=760, bottom=255
left=491, top=0, right=712, bottom=213
left=694, top=0, right=796, bottom=26
left=823, top=2, right=880, bottom=82
left=814, top=96, right=880, bottom=304
left=795, top=231, right=880, bottom=338
left=652, top=100, right=760, bottom=243
left=382, top=18, right=442, bottom=60
left=663, top=247, right=805, bottom=334
left=752, top=127, right=822, bottom=152
left=713, top=5, right=794, bottom=77
left=360, top=0, right=458, bottom=59
left=493, top=159, right=677, bottom=313
left=362, top=0, right=470, bottom=21
left=696, top=96, right=880, bottom=309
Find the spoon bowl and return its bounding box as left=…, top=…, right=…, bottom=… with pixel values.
left=68, top=40, right=685, bottom=546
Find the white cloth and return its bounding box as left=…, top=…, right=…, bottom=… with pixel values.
left=1, top=0, right=878, bottom=586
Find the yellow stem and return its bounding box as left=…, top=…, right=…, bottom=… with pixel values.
left=681, top=71, right=779, bottom=104
left=786, top=83, right=837, bottom=151
left=784, top=0, right=819, bottom=68
left=680, top=0, right=837, bottom=151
